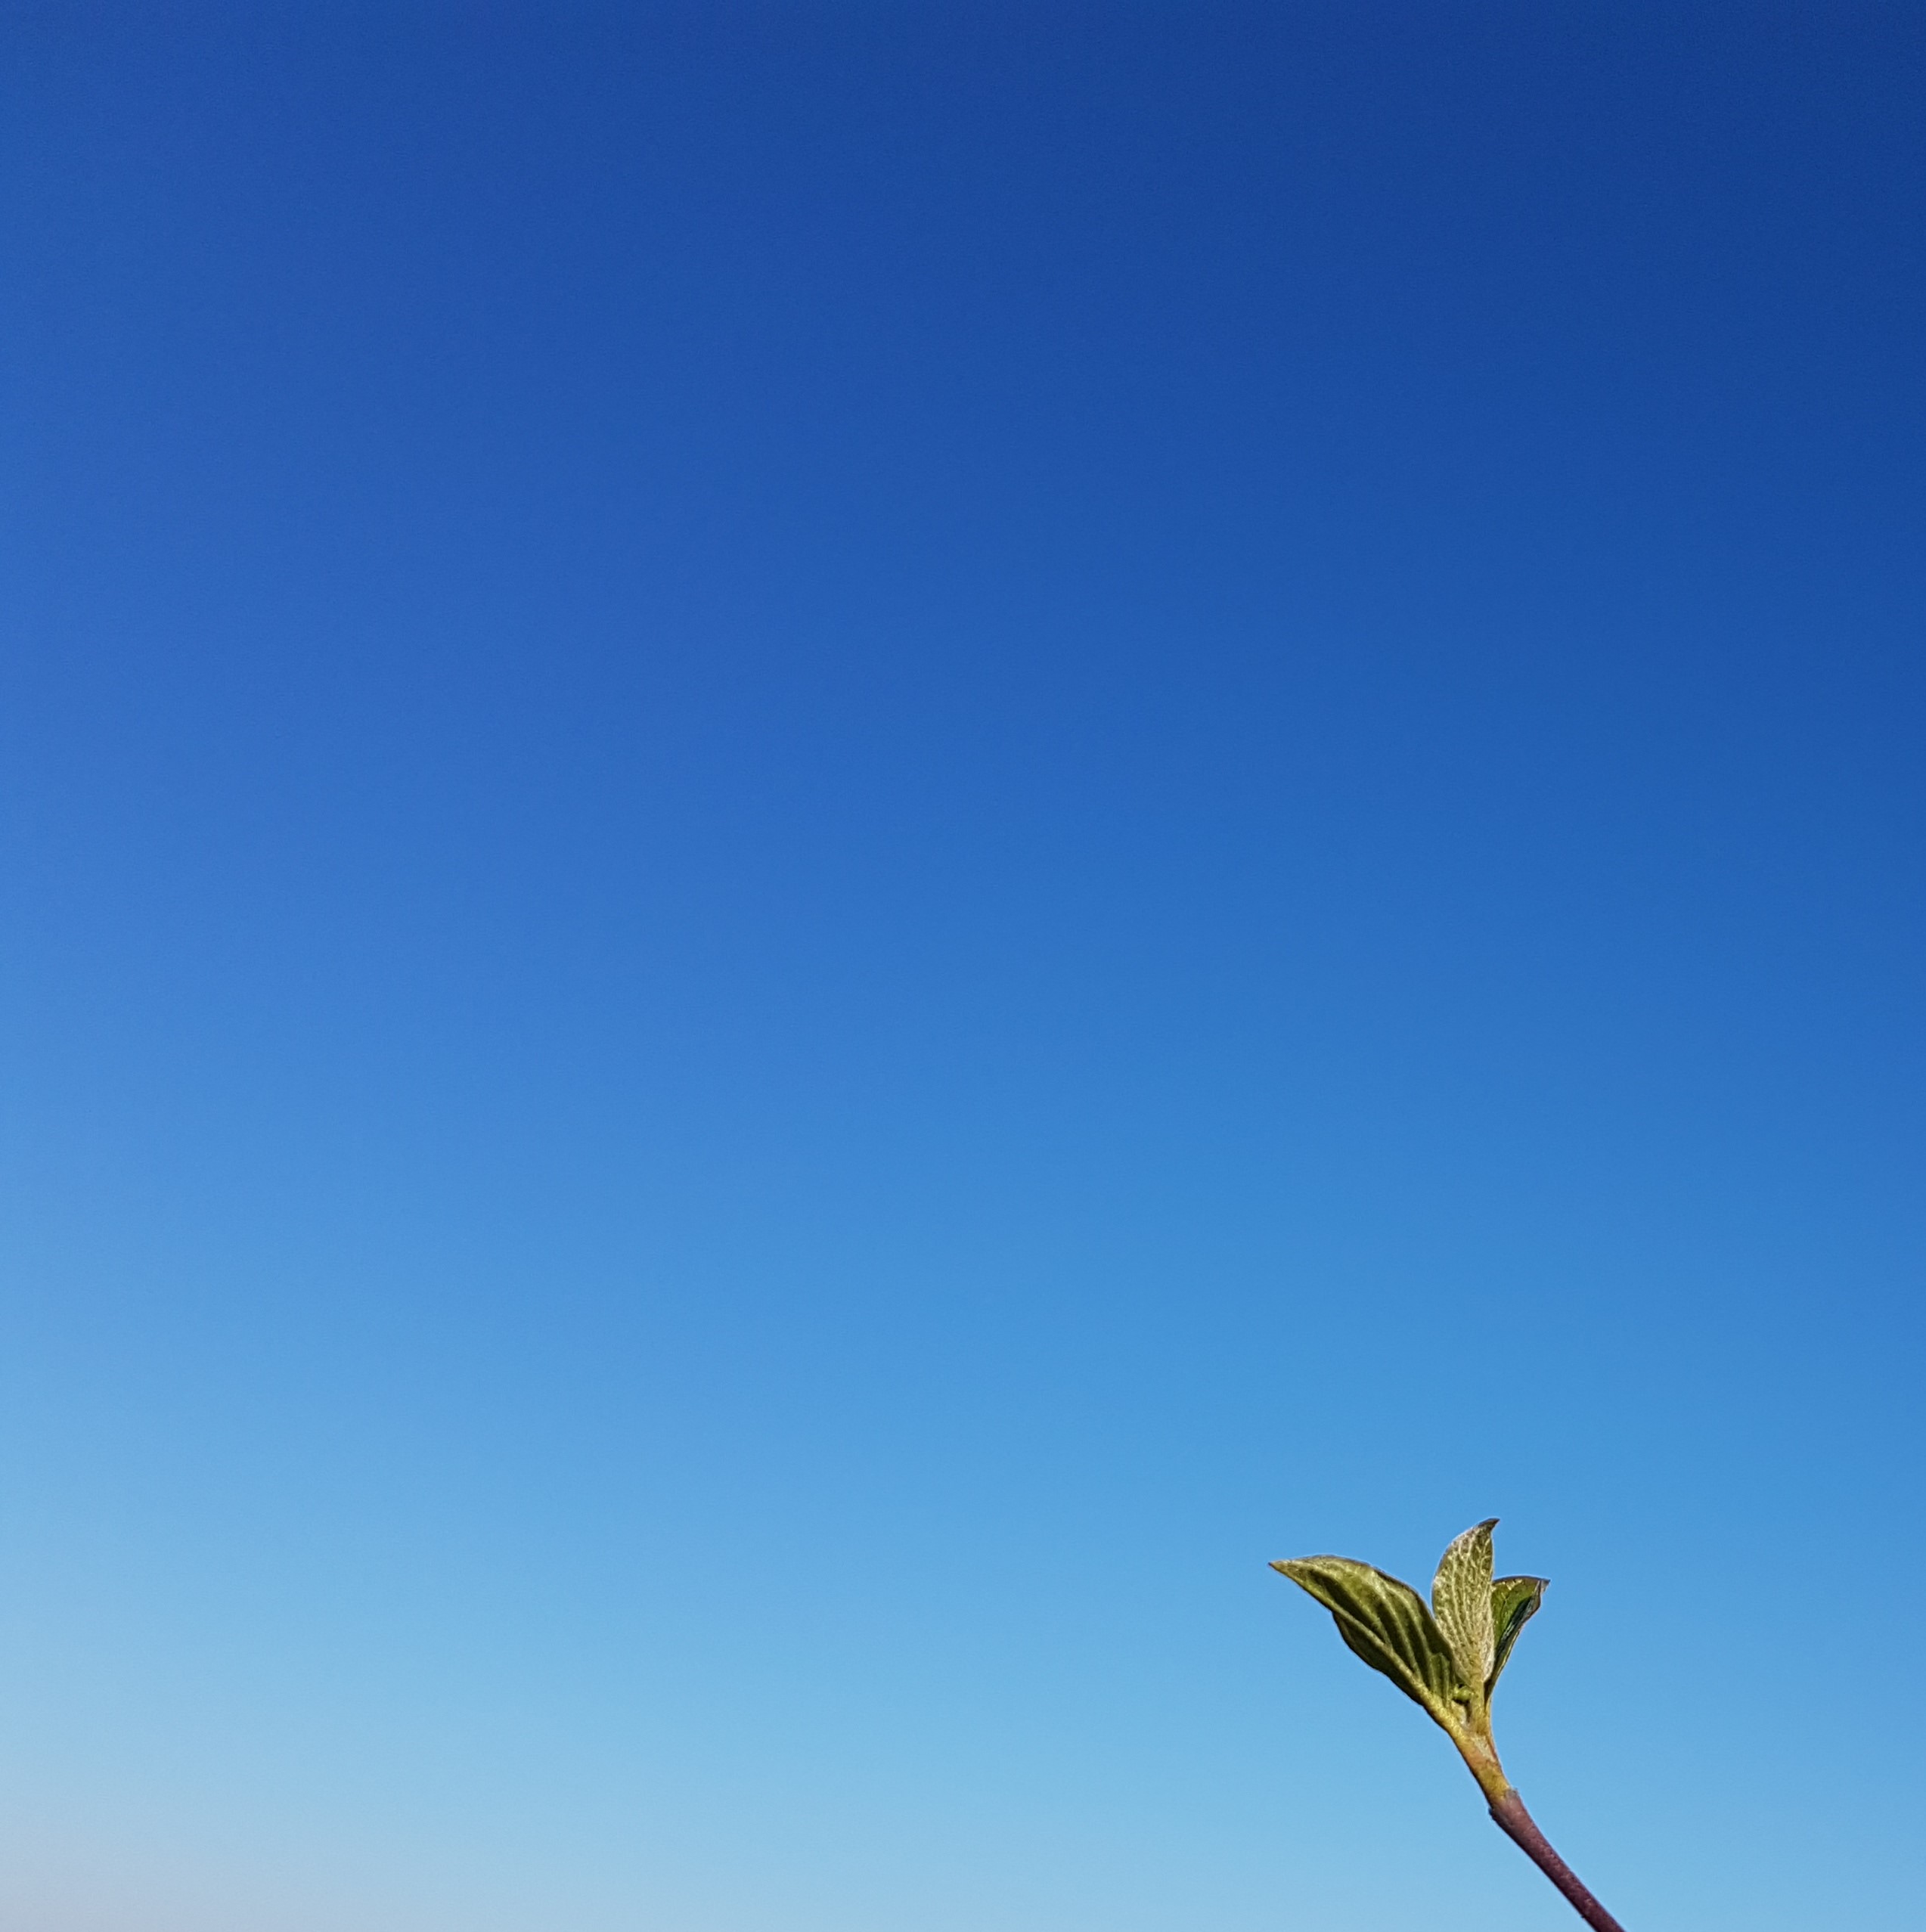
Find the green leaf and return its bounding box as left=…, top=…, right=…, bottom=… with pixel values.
left=1271, top=1555, right=1467, bottom=1717
left=1430, top=1520, right=1499, bottom=1695
left=1487, top=1574, right=1548, bottom=1698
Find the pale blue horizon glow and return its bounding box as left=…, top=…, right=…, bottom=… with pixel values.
left=5, top=5, right=1924, bottom=1929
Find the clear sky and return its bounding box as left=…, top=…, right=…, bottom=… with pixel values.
left=5, top=5, right=1923, bottom=1929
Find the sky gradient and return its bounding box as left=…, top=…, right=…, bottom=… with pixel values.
left=5, top=5, right=1925, bottom=1929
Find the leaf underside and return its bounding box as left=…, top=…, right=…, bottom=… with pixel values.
left=1270, top=1555, right=1465, bottom=1715
left=1431, top=1519, right=1499, bottom=1694
left=1487, top=1573, right=1548, bottom=1697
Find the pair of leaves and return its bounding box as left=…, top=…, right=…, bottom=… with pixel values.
left=1272, top=1520, right=1546, bottom=1726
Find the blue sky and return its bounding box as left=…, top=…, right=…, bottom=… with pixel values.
left=4, top=5, right=1923, bottom=1927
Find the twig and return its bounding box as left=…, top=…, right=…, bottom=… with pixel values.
left=1488, top=1789, right=1627, bottom=1932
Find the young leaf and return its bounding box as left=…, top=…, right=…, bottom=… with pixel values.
left=1487, top=1574, right=1548, bottom=1697
left=1271, top=1555, right=1466, bottom=1716
left=1430, top=1519, right=1498, bottom=1694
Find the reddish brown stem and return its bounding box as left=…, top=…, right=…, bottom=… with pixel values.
left=1488, top=1791, right=1627, bottom=1932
